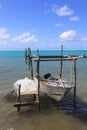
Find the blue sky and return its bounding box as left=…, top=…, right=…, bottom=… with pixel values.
left=0, top=0, right=87, bottom=50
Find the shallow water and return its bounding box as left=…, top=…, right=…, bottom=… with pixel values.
left=0, top=95, right=87, bottom=130
left=0, top=50, right=87, bottom=130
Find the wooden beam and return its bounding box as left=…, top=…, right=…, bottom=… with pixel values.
left=27, top=55, right=85, bottom=60
left=14, top=101, right=39, bottom=107
left=17, top=91, right=38, bottom=96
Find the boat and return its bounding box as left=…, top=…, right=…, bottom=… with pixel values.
left=39, top=74, right=74, bottom=101
left=13, top=75, right=74, bottom=102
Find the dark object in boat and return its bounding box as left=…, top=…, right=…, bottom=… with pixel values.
left=43, top=73, right=51, bottom=79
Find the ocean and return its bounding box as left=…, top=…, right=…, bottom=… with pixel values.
left=0, top=50, right=87, bottom=130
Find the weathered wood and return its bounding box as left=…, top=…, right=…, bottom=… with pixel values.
left=27, top=55, right=85, bottom=60
left=24, top=47, right=87, bottom=111
left=28, top=48, right=33, bottom=79
left=27, top=48, right=31, bottom=70
left=73, top=59, right=77, bottom=108
left=17, top=91, right=38, bottom=96
left=14, top=101, right=39, bottom=107
left=17, top=84, right=21, bottom=112
left=35, top=59, right=73, bottom=61
left=37, top=49, right=40, bottom=111
left=14, top=83, right=39, bottom=112
left=60, top=45, right=63, bottom=79
left=25, top=48, right=27, bottom=65
left=31, top=59, right=33, bottom=79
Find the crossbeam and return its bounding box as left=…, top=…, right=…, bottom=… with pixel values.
left=27, top=55, right=85, bottom=61
left=14, top=101, right=39, bottom=107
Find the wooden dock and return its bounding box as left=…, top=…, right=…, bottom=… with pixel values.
left=14, top=46, right=87, bottom=112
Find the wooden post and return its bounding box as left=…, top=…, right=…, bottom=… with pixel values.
left=30, top=58, right=33, bottom=80
left=17, top=84, right=21, bottom=112
left=73, top=59, right=77, bottom=108
left=25, top=48, right=27, bottom=65
left=37, top=49, right=40, bottom=111
left=60, top=45, right=63, bottom=79
left=28, top=48, right=33, bottom=79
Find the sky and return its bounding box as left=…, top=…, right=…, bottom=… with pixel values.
left=0, top=0, right=87, bottom=50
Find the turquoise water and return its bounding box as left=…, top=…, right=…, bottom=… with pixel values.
left=0, top=50, right=87, bottom=130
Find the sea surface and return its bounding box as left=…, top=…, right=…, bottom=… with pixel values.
left=0, top=50, right=87, bottom=130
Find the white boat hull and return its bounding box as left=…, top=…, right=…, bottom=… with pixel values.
left=40, top=77, right=74, bottom=101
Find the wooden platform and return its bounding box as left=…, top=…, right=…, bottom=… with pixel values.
left=17, top=91, right=38, bottom=96
left=14, top=84, right=40, bottom=112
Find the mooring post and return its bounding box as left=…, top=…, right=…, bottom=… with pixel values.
left=17, top=84, right=21, bottom=112
left=28, top=48, right=33, bottom=80
left=37, top=49, right=40, bottom=112
left=73, top=59, right=77, bottom=108
left=60, top=45, right=63, bottom=79
left=31, top=58, right=33, bottom=80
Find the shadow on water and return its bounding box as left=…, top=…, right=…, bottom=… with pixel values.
left=60, top=93, right=87, bottom=123
left=5, top=91, right=87, bottom=124
left=40, top=93, right=87, bottom=123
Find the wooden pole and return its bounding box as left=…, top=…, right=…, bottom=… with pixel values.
left=30, top=58, right=33, bottom=80
left=25, top=48, right=27, bottom=65
left=17, top=84, right=21, bottom=112
left=37, top=49, right=40, bottom=111
left=73, top=59, right=77, bottom=108
left=28, top=48, right=31, bottom=70
left=60, top=45, right=63, bottom=79
left=28, top=48, right=33, bottom=79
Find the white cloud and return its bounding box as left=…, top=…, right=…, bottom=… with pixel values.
left=59, top=30, right=87, bottom=42
left=55, top=23, right=63, bottom=27
left=59, top=30, right=76, bottom=41
left=79, top=36, right=87, bottom=41
left=70, top=16, right=79, bottom=21
left=0, top=28, right=10, bottom=39
left=13, top=32, right=30, bottom=41
left=13, top=32, right=37, bottom=43
left=52, top=5, right=73, bottom=16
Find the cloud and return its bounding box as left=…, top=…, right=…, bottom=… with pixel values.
left=55, top=23, right=63, bottom=27
left=70, top=16, right=79, bottom=21
left=52, top=5, right=73, bottom=16
left=59, top=30, right=76, bottom=41
left=13, top=32, right=37, bottom=43
left=79, top=36, right=87, bottom=41
left=59, top=30, right=87, bottom=42
left=0, top=28, right=10, bottom=39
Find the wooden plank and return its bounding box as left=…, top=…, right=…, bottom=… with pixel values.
left=17, top=91, right=38, bottom=96
left=14, top=101, right=39, bottom=107
left=27, top=55, right=85, bottom=60
left=35, top=59, right=76, bottom=61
